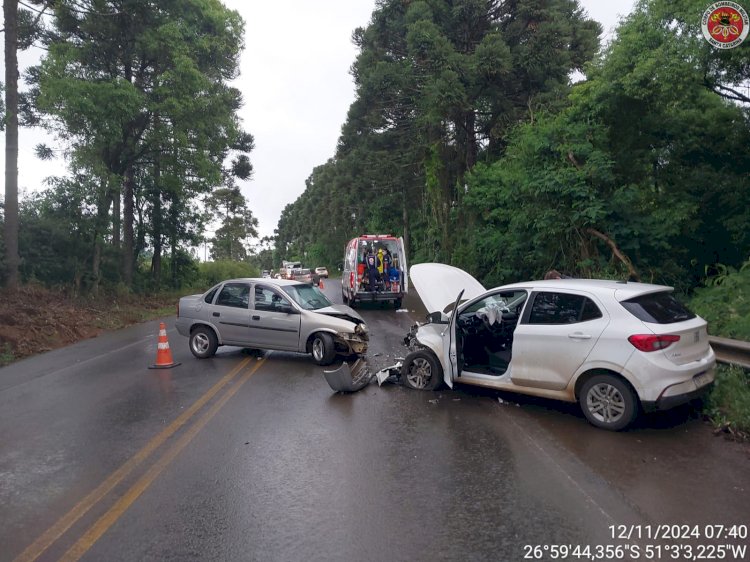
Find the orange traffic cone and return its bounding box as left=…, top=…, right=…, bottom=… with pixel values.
left=149, top=322, right=181, bottom=369
left=319, top=278, right=325, bottom=289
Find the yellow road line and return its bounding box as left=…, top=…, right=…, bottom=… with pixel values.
left=13, top=357, right=252, bottom=562
left=61, top=357, right=267, bottom=562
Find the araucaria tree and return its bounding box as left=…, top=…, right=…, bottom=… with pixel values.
left=32, top=0, right=252, bottom=290
left=276, top=0, right=601, bottom=264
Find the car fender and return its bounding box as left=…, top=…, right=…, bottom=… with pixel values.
left=569, top=360, right=645, bottom=400
left=185, top=320, right=224, bottom=344
left=413, top=327, right=449, bottom=375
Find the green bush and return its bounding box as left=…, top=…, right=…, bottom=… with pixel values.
left=689, top=261, right=750, bottom=340
left=0, top=343, right=15, bottom=367
left=705, top=365, right=750, bottom=438
left=194, top=260, right=259, bottom=289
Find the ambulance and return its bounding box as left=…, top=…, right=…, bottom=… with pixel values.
left=341, top=234, right=408, bottom=308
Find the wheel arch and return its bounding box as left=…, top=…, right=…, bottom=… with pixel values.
left=411, top=333, right=449, bottom=374
left=574, top=368, right=640, bottom=406
left=305, top=328, right=339, bottom=353
left=190, top=322, right=220, bottom=342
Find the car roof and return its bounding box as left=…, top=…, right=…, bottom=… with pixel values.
left=496, top=279, right=673, bottom=301
left=222, top=277, right=303, bottom=286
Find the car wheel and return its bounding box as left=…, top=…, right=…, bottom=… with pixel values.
left=342, top=291, right=349, bottom=305
left=190, top=326, right=218, bottom=359
left=402, top=350, right=443, bottom=390
left=579, top=374, right=638, bottom=431
left=311, top=332, right=336, bottom=365
left=394, top=298, right=402, bottom=309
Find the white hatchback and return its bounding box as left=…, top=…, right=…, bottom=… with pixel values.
left=402, top=264, right=716, bottom=430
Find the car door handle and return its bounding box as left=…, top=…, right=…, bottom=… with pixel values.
left=252, top=315, right=260, bottom=320
left=212, top=312, right=220, bottom=317
left=568, top=333, right=591, bottom=340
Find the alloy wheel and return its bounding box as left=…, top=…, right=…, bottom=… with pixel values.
left=406, top=357, right=432, bottom=389
left=192, top=333, right=210, bottom=355
left=586, top=382, right=626, bottom=424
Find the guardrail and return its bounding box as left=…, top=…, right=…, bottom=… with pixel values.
left=709, top=336, right=750, bottom=369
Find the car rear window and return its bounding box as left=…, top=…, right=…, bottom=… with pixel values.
left=620, top=291, right=696, bottom=324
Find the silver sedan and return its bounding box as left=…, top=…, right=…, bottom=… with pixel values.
left=176, top=278, right=368, bottom=365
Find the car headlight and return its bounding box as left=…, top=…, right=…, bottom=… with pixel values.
left=355, top=323, right=368, bottom=335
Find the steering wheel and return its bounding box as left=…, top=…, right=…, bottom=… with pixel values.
left=458, top=313, right=480, bottom=334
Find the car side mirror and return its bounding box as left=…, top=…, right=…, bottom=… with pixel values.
left=277, top=304, right=297, bottom=314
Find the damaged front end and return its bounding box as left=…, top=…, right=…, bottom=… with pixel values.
left=403, top=322, right=421, bottom=350
left=403, top=310, right=447, bottom=351
left=333, top=322, right=369, bottom=356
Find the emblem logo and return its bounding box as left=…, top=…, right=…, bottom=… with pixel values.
left=702, top=2, right=749, bottom=49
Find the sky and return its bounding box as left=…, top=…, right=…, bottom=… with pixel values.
left=1, top=0, right=637, bottom=242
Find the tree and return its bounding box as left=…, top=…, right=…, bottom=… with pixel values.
left=277, top=0, right=601, bottom=265
left=2, top=0, right=52, bottom=288
left=33, top=0, right=249, bottom=290
left=459, top=0, right=750, bottom=288
left=205, top=185, right=258, bottom=261
left=3, top=0, right=20, bottom=289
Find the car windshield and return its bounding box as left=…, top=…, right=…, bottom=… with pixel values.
left=282, top=284, right=332, bottom=310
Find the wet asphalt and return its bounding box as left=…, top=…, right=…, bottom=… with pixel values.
left=0, top=279, right=748, bottom=562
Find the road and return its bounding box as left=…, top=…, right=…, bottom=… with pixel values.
left=1, top=279, right=748, bottom=562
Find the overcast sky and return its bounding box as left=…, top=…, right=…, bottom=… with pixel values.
left=1, top=0, right=636, bottom=242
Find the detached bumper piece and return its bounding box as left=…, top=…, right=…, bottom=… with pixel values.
left=323, top=358, right=373, bottom=392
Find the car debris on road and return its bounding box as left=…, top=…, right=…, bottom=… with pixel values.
left=322, top=358, right=403, bottom=392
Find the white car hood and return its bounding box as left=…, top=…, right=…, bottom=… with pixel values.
left=409, top=263, right=486, bottom=314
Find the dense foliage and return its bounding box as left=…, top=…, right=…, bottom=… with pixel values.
left=690, top=260, right=750, bottom=340
left=1, top=0, right=257, bottom=292
left=2, top=0, right=749, bottom=308
left=277, top=0, right=750, bottom=294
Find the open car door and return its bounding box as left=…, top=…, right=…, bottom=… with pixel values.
left=442, top=289, right=465, bottom=389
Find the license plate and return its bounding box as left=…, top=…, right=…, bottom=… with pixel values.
left=694, top=372, right=712, bottom=388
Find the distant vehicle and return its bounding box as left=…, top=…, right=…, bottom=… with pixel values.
left=281, top=260, right=302, bottom=279
left=291, top=268, right=313, bottom=283
left=176, top=278, right=368, bottom=365
left=342, top=234, right=408, bottom=308
left=261, top=270, right=271, bottom=278
left=398, top=263, right=716, bottom=431
left=315, top=266, right=329, bottom=278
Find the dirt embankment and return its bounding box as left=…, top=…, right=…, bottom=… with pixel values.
left=0, top=285, right=175, bottom=365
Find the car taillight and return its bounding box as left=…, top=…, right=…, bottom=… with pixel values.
left=628, top=334, right=680, bottom=352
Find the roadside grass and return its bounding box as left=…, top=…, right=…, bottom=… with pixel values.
left=0, top=285, right=179, bottom=367
left=0, top=343, right=14, bottom=367
left=704, top=365, right=750, bottom=440
left=90, top=300, right=177, bottom=331
left=688, top=263, right=750, bottom=440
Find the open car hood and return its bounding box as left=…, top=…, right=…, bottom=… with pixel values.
left=409, top=263, right=486, bottom=314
